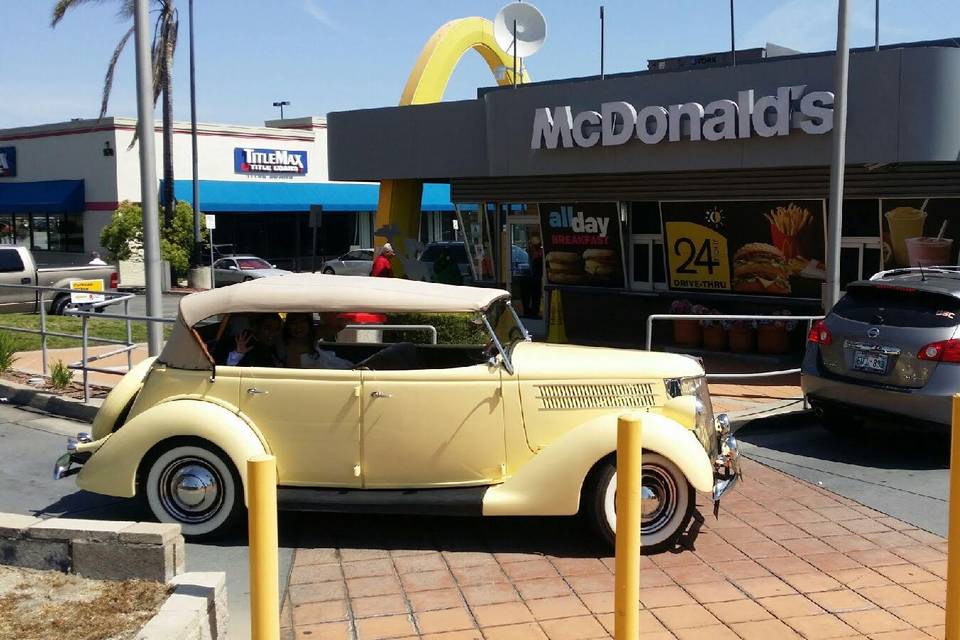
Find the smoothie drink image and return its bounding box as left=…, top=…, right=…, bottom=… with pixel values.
left=885, top=207, right=927, bottom=266
left=905, top=237, right=953, bottom=267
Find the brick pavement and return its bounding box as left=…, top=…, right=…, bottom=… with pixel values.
left=281, top=458, right=948, bottom=640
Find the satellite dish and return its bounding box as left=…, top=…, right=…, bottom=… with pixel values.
left=494, top=2, right=547, bottom=59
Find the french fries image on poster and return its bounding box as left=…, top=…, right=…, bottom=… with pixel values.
left=664, top=222, right=731, bottom=290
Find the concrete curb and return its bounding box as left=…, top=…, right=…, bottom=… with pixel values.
left=138, top=572, right=229, bottom=640
left=728, top=398, right=810, bottom=433
left=0, top=378, right=98, bottom=423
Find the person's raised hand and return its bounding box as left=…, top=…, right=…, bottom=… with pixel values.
left=235, top=330, right=254, bottom=354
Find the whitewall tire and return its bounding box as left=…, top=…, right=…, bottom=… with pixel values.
left=584, top=452, right=695, bottom=554
left=143, top=443, right=243, bottom=539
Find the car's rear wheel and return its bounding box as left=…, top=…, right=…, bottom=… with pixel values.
left=583, top=453, right=694, bottom=554
left=243, top=276, right=253, bottom=282
left=142, top=441, right=244, bottom=540
left=322, top=267, right=335, bottom=275
left=50, top=294, right=70, bottom=316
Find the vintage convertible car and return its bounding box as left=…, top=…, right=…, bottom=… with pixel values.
left=54, top=275, right=739, bottom=552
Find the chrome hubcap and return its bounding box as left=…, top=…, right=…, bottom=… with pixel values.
left=640, top=466, right=678, bottom=535
left=159, top=458, right=223, bottom=524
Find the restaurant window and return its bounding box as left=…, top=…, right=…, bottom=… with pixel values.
left=837, top=199, right=882, bottom=288
left=455, top=203, right=496, bottom=282
left=629, top=202, right=666, bottom=291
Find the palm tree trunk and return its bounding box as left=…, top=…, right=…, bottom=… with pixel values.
left=161, top=41, right=175, bottom=229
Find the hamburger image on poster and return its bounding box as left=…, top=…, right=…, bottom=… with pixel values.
left=733, top=243, right=791, bottom=295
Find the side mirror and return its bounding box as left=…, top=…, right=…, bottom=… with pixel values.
left=271, top=264, right=277, bottom=268
left=228, top=265, right=238, bottom=271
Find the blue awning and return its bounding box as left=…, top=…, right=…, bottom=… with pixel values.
left=167, top=180, right=454, bottom=213
left=0, top=180, right=85, bottom=213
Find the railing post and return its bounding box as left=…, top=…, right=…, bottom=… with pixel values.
left=248, top=455, right=280, bottom=640
left=946, top=394, right=960, bottom=638
left=39, top=297, right=48, bottom=376
left=614, top=413, right=643, bottom=640
left=124, top=298, right=133, bottom=371
left=81, top=315, right=89, bottom=404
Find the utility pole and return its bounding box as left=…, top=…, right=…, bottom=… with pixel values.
left=874, top=0, right=880, bottom=51
left=729, top=0, right=736, bottom=66
left=133, top=0, right=164, bottom=356
left=189, top=0, right=201, bottom=264
left=825, top=0, right=850, bottom=311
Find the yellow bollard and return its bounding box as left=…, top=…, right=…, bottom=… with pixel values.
left=947, top=395, right=960, bottom=638
left=614, top=413, right=643, bottom=640
left=248, top=455, right=280, bottom=640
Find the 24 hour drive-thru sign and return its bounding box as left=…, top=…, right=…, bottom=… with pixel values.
left=531, top=85, right=834, bottom=149
left=234, top=147, right=309, bottom=175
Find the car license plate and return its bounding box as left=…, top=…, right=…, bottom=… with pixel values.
left=854, top=350, right=888, bottom=374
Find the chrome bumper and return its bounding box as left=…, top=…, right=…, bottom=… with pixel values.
left=53, top=432, right=92, bottom=480
left=712, top=414, right=741, bottom=504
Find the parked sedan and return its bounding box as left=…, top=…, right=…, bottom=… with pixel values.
left=213, top=255, right=291, bottom=287
left=802, top=267, right=960, bottom=434
left=321, top=249, right=374, bottom=276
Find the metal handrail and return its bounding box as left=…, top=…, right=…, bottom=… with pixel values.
left=645, top=313, right=825, bottom=380
left=0, top=282, right=170, bottom=403
left=341, top=324, right=438, bottom=345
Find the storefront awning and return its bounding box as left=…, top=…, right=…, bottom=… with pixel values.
left=167, top=180, right=454, bottom=213
left=0, top=180, right=84, bottom=213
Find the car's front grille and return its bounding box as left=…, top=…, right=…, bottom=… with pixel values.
left=535, top=383, right=658, bottom=410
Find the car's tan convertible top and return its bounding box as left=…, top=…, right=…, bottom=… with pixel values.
left=159, top=274, right=511, bottom=370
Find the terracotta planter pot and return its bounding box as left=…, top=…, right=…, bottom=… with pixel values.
left=758, top=325, right=790, bottom=354
left=672, top=319, right=701, bottom=347
left=702, top=324, right=728, bottom=351
left=728, top=327, right=756, bottom=353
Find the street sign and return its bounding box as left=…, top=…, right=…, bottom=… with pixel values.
left=69, top=279, right=106, bottom=304
left=309, top=205, right=323, bottom=228
left=205, top=214, right=216, bottom=230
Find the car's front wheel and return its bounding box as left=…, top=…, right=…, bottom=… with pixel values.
left=142, top=441, right=244, bottom=539
left=322, top=267, right=335, bottom=275
left=583, top=452, right=694, bottom=554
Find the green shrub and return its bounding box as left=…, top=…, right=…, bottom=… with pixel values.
left=50, top=360, right=73, bottom=390
left=383, top=313, right=487, bottom=345
left=100, top=200, right=209, bottom=278
left=0, top=332, right=18, bottom=373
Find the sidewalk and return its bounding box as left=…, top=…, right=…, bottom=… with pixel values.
left=13, top=344, right=152, bottom=388
left=282, top=457, right=947, bottom=640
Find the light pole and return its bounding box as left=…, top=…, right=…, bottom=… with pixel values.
left=825, top=0, right=850, bottom=311
left=189, top=0, right=201, bottom=265
left=133, top=0, right=163, bottom=356
left=272, top=101, right=290, bottom=119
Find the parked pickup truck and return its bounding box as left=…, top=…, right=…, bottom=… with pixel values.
left=0, top=246, right=118, bottom=315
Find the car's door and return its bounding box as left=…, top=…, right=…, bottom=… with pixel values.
left=239, top=366, right=363, bottom=487
left=343, top=251, right=368, bottom=276
left=0, top=249, right=34, bottom=311
left=360, top=362, right=505, bottom=488
left=214, top=258, right=238, bottom=285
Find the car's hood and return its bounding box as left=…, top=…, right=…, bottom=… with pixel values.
left=245, top=269, right=292, bottom=277
left=510, top=341, right=704, bottom=381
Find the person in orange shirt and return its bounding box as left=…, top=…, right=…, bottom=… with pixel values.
left=370, top=243, right=395, bottom=278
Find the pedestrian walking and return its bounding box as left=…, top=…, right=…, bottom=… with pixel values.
left=370, top=243, right=395, bottom=278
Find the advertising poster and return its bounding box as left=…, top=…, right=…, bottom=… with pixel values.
left=881, top=198, right=960, bottom=269
left=661, top=200, right=826, bottom=298
left=539, top=202, right=624, bottom=287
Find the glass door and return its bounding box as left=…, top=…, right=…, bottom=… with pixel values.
left=505, top=215, right=544, bottom=319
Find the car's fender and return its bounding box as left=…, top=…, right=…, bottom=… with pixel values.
left=90, top=356, right=157, bottom=440
left=482, top=411, right=713, bottom=517
left=76, top=399, right=269, bottom=505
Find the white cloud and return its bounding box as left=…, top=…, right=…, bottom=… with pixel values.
left=302, top=0, right=339, bottom=30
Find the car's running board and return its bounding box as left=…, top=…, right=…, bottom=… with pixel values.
left=276, top=485, right=488, bottom=517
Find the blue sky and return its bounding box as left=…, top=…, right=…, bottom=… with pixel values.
left=1, top=0, right=957, bottom=128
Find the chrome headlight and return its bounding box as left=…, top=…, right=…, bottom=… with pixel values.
left=665, top=376, right=716, bottom=452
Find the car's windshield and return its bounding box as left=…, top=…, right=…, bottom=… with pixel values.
left=485, top=299, right=528, bottom=350
left=237, top=258, right=272, bottom=270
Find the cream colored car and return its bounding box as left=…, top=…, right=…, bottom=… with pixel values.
left=54, top=275, right=739, bottom=552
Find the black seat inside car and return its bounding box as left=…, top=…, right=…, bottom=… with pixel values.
left=356, top=342, right=422, bottom=371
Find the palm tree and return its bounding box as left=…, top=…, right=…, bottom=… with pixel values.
left=51, top=0, right=179, bottom=228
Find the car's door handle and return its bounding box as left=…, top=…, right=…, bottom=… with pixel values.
left=20, top=277, right=30, bottom=284
left=370, top=391, right=393, bottom=399
left=246, top=387, right=269, bottom=395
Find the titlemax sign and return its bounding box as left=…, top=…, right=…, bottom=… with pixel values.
left=234, top=147, right=308, bottom=175
left=531, top=86, right=834, bottom=150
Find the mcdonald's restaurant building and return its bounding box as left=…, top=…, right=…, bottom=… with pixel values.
left=328, top=39, right=960, bottom=351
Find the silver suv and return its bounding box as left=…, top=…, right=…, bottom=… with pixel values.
left=802, top=267, right=960, bottom=433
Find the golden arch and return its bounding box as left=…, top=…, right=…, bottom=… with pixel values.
left=376, top=17, right=530, bottom=273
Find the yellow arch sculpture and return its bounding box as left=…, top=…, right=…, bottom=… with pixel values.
left=376, top=17, right=531, bottom=274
